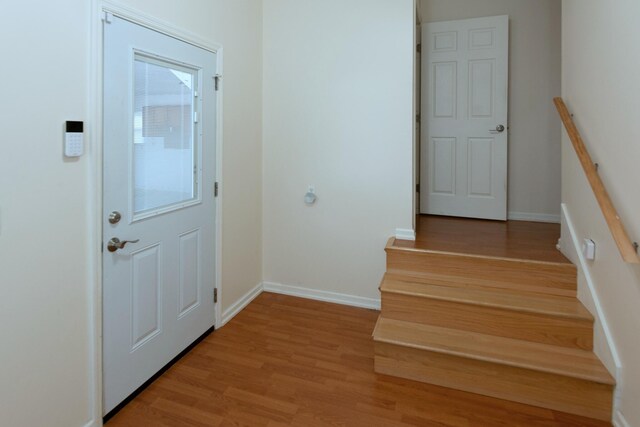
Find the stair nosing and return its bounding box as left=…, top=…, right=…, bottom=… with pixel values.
left=373, top=317, right=614, bottom=385
left=380, top=276, right=593, bottom=321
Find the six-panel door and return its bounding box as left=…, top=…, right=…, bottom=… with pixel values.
left=421, top=15, right=509, bottom=220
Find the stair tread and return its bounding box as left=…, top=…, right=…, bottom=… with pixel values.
left=384, top=239, right=578, bottom=297
left=387, top=237, right=575, bottom=267
left=381, top=273, right=593, bottom=321
left=373, top=317, right=614, bottom=385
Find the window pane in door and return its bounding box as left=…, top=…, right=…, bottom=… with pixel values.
left=133, top=55, right=197, bottom=215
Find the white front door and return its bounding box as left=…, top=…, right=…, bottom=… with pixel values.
left=420, top=15, right=509, bottom=220
left=103, top=15, right=217, bottom=415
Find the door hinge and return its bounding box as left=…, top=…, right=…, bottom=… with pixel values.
left=213, top=288, right=218, bottom=303
left=214, top=75, right=222, bottom=91
left=417, top=43, right=422, bottom=54
left=214, top=182, right=219, bottom=197
left=102, top=11, right=113, bottom=23
left=416, top=184, right=421, bottom=193
left=416, top=114, right=421, bottom=124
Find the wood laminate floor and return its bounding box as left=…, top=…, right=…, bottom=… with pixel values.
left=107, top=293, right=609, bottom=426
left=393, top=215, right=571, bottom=264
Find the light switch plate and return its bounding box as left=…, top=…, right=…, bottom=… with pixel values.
left=582, top=238, right=596, bottom=261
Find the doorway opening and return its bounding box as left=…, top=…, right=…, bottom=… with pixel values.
left=417, top=14, right=509, bottom=221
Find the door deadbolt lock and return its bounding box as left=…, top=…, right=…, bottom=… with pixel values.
left=108, top=211, right=122, bottom=224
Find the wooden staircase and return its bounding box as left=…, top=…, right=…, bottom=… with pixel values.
left=373, top=237, right=615, bottom=422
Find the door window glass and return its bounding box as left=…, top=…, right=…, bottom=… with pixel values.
left=133, top=54, right=198, bottom=216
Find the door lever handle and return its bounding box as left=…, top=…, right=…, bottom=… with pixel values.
left=107, top=237, right=140, bottom=253
left=490, top=125, right=506, bottom=133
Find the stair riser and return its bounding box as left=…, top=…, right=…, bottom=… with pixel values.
left=386, top=250, right=577, bottom=297
left=381, top=292, right=593, bottom=350
left=374, top=342, right=613, bottom=422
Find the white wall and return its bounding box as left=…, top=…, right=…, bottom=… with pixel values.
left=419, top=0, right=562, bottom=221
left=0, top=3, right=92, bottom=426
left=0, top=1, right=263, bottom=425
left=560, top=1, right=640, bottom=425
left=262, top=0, right=415, bottom=303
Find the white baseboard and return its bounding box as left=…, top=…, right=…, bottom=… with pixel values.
left=508, top=211, right=560, bottom=223
left=219, top=283, right=263, bottom=327
left=263, top=282, right=381, bottom=310
left=561, top=203, right=622, bottom=421
left=220, top=280, right=382, bottom=327
left=561, top=204, right=621, bottom=368
left=614, top=410, right=631, bottom=427
left=395, top=228, right=416, bottom=241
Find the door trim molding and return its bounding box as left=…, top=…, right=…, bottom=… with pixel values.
left=101, top=0, right=222, bottom=54
left=88, top=1, right=224, bottom=424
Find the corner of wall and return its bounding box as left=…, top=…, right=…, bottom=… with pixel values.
left=395, top=228, right=416, bottom=241
left=220, top=283, right=264, bottom=328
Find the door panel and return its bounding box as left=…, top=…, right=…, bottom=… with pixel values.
left=433, top=31, right=457, bottom=51
left=178, top=229, right=201, bottom=318
left=468, top=138, right=494, bottom=197
left=421, top=15, right=509, bottom=220
left=431, top=137, right=456, bottom=194
left=433, top=62, right=457, bottom=118
left=103, top=15, right=217, bottom=415
left=469, top=60, right=494, bottom=118
left=130, top=244, right=162, bottom=350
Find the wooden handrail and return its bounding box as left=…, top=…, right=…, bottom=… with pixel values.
left=554, top=97, right=640, bottom=264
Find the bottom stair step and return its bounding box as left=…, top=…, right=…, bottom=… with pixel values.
left=373, top=317, right=614, bottom=421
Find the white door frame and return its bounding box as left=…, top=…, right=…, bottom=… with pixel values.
left=87, top=1, right=223, bottom=424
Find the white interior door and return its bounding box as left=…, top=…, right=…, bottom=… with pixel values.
left=420, top=15, right=509, bottom=220
left=103, top=15, right=217, bottom=415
